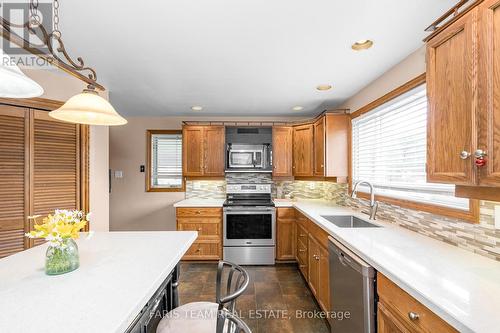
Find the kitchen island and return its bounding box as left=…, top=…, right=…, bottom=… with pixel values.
left=0, top=231, right=197, bottom=333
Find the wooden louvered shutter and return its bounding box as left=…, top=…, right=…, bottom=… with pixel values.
left=30, top=110, right=80, bottom=247
left=0, top=106, right=29, bottom=257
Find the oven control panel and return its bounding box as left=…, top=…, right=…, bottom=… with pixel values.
left=226, top=183, right=272, bottom=194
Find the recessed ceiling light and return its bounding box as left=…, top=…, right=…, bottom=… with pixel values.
left=191, top=106, right=203, bottom=111
left=292, top=106, right=304, bottom=111
left=316, top=84, right=332, bottom=91
left=351, top=39, right=373, bottom=51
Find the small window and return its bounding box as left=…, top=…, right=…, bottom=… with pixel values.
left=146, top=130, right=184, bottom=192
left=351, top=84, right=469, bottom=211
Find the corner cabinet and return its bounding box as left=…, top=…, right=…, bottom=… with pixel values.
left=426, top=1, right=500, bottom=191
left=292, top=124, right=314, bottom=176
left=182, top=126, right=225, bottom=177
left=293, top=114, right=349, bottom=180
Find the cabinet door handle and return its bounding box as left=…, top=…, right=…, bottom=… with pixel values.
left=197, top=227, right=202, bottom=231
left=459, top=151, right=471, bottom=160
left=408, top=312, right=419, bottom=321
left=474, top=149, right=487, bottom=158
left=195, top=210, right=201, bottom=214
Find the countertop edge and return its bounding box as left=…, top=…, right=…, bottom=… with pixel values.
left=117, top=231, right=197, bottom=333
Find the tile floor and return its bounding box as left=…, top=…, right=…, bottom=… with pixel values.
left=178, top=262, right=330, bottom=333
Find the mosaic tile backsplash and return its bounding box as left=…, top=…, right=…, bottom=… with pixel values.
left=185, top=174, right=500, bottom=261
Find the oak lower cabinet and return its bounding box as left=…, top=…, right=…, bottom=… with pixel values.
left=176, top=207, right=222, bottom=260
left=272, top=127, right=293, bottom=177
left=426, top=1, right=500, bottom=189
left=377, top=273, right=458, bottom=333
left=276, top=208, right=295, bottom=260
left=294, top=211, right=330, bottom=313
left=182, top=126, right=225, bottom=177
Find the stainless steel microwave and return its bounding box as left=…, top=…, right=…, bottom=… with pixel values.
left=227, top=144, right=268, bottom=169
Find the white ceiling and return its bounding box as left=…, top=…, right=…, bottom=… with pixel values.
left=58, top=0, right=455, bottom=117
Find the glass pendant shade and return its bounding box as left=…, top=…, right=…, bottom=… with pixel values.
left=49, top=89, right=127, bottom=126
left=0, top=48, right=44, bottom=98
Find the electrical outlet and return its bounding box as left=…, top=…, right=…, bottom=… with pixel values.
left=495, top=206, right=500, bottom=229
left=114, top=170, right=123, bottom=179
left=308, top=182, right=316, bottom=190
left=140, top=165, right=145, bottom=173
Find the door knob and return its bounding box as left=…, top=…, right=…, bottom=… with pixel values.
left=459, top=151, right=471, bottom=160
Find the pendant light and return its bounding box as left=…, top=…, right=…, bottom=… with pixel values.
left=0, top=48, right=44, bottom=98
left=49, top=85, right=127, bottom=126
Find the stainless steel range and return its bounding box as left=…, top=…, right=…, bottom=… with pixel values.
left=223, top=183, right=275, bottom=265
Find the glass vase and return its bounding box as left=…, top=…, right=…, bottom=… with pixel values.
left=45, top=238, right=80, bottom=275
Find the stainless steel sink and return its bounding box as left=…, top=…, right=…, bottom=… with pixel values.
left=321, top=215, right=381, bottom=228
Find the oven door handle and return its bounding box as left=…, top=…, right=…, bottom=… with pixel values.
left=224, top=207, right=275, bottom=213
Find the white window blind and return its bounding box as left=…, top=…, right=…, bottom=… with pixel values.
left=151, top=133, right=183, bottom=188
left=352, top=84, right=469, bottom=211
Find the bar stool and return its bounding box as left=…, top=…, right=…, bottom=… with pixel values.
left=156, top=260, right=250, bottom=333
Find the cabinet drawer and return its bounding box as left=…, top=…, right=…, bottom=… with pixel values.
left=176, top=207, right=222, bottom=217
left=183, top=240, right=221, bottom=260
left=296, top=224, right=308, bottom=244
left=277, top=207, right=295, bottom=219
left=377, top=273, right=458, bottom=333
left=177, top=222, right=220, bottom=238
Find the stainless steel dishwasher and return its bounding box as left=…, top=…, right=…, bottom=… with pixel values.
left=329, top=236, right=376, bottom=333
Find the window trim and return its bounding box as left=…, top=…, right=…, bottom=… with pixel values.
left=146, top=129, right=185, bottom=192
left=348, top=73, right=479, bottom=223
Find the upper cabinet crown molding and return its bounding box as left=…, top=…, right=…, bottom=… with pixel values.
left=426, top=0, right=500, bottom=194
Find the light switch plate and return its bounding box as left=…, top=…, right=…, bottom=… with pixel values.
left=114, top=170, right=123, bottom=179
left=495, top=206, right=500, bottom=229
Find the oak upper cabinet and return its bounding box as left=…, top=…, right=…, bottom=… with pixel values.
left=427, top=2, right=500, bottom=189
left=293, top=124, right=314, bottom=176
left=313, top=117, right=325, bottom=176
left=276, top=208, right=295, bottom=260
left=477, top=0, right=500, bottom=186
left=183, top=126, right=225, bottom=177
left=203, top=126, right=225, bottom=176
left=272, top=127, right=293, bottom=177
left=426, top=8, right=478, bottom=185
left=315, top=114, right=349, bottom=178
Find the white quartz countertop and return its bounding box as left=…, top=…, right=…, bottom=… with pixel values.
left=0, top=231, right=197, bottom=333
left=290, top=200, right=500, bottom=333
left=173, top=198, right=225, bottom=207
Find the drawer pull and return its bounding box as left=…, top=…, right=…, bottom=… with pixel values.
left=314, top=254, right=320, bottom=260
left=299, top=233, right=306, bottom=237
left=299, top=264, right=307, bottom=268
left=197, top=227, right=202, bottom=231
left=408, top=312, right=419, bottom=321
left=196, top=211, right=201, bottom=214
left=195, top=248, right=201, bottom=252
left=298, top=249, right=306, bottom=253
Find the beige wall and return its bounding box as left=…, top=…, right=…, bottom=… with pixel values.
left=109, top=116, right=304, bottom=231
left=24, top=68, right=110, bottom=231
left=340, top=46, right=426, bottom=112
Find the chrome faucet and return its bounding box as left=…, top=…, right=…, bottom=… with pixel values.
left=351, top=180, right=379, bottom=220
